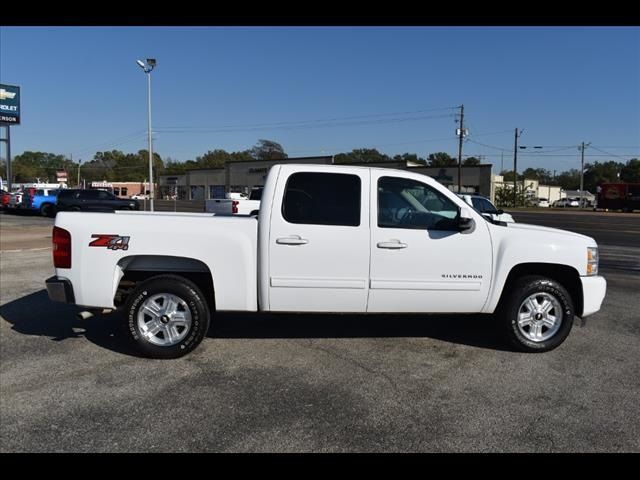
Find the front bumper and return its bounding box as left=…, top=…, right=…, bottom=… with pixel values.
left=580, top=275, right=606, bottom=317
left=46, top=276, right=76, bottom=304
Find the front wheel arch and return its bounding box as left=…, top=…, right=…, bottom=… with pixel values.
left=495, top=263, right=583, bottom=317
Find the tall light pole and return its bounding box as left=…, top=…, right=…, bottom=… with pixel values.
left=137, top=58, right=156, bottom=211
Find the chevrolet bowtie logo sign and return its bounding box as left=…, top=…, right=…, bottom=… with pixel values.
left=0, top=83, right=20, bottom=125
left=0, top=89, right=17, bottom=101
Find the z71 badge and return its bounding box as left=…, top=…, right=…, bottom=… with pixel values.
left=89, top=234, right=130, bottom=251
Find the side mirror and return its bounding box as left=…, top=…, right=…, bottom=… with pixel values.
left=496, top=209, right=504, bottom=215
left=458, top=208, right=475, bottom=233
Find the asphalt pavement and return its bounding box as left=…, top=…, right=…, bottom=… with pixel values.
left=1, top=209, right=639, bottom=452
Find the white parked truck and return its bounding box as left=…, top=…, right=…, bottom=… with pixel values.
left=204, top=188, right=262, bottom=215
left=46, top=164, right=606, bottom=358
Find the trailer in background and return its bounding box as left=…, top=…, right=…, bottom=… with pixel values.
left=596, top=183, right=640, bottom=212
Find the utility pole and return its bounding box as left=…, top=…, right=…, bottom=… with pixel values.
left=579, top=142, right=590, bottom=210
left=500, top=151, right=504, bottom=172
left=457, top=104, right=465, bottom=193
left=513, top=128, right=523, bottom=207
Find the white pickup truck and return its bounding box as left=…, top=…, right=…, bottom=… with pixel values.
left=46, top=164, right=606, bottom=358
left=204, top=189, right=262, bottom=215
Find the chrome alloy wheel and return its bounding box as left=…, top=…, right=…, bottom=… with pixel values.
left=137, top=293, right=192, bottom=346
left=517, top=292, right=563, bottom=342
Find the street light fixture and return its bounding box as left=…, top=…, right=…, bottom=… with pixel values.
left=136, top=58, right=156, bottom=211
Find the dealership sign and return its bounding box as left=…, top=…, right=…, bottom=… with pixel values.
left=0, top=84, right=20, bottom=125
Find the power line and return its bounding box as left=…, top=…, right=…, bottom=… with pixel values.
left=155, top=113, right=456, bottom=134
left=71, top=131, right=147, bottom=157
left=156, top=106, right=458, bottom=131
left=465, top=138, right=512, bottom=152
left=589, top=145, right=638, bottom=161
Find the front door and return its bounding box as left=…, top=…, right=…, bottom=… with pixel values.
left=368, top=172, right=493, bottom=313
left=268, top=167, right=370, bottom=312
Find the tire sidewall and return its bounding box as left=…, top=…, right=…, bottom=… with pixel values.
left=40, top=203, right=54, bottom=217
left=505, top=277, right=574, bottom=352
left=125, top=277, right=209, bottom=358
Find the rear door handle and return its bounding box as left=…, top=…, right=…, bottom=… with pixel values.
left=377, top=240, right=407, bottom=249
left=276, top=235, right=309, bottom=245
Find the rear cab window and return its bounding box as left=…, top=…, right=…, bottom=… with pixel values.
left=282, top=172, right=361, bottom=226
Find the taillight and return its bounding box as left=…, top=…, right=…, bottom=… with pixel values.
left=53, top=226, right=72, bottom=268
left=232, top=200, right=239, bottom=214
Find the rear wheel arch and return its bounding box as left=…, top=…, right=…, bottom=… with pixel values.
left=497, top=263, right=583, bottom=317
left=115, top=255, right=215, bottom=314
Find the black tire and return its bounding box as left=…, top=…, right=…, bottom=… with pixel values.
left=40, top=203, right=55, bottom=217
left=498, top=275, right=574, bottom=353
left=123, top=274, right=211, bottom=359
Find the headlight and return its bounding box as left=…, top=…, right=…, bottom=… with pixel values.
left=587, top=247, right=598, bottom=276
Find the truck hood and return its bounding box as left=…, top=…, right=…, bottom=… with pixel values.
left=504, top=222, right=595, bottom=244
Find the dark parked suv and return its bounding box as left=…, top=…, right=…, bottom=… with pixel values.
left=56, top=189, right=140, bottom=212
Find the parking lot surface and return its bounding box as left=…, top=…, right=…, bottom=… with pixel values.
left=1, top=210, right=639, bottom=452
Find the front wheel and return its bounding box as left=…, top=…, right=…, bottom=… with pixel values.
left=123, top=274, right=211, bottom=358
left=498, top=275, right=574, bottom=352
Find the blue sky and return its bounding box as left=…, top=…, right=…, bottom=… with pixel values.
left=1, top=26, right=639, bottom=172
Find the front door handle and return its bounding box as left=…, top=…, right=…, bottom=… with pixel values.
left=276, top=235, right=309, bottom=245
left=377, top=240, right=407, bottom=249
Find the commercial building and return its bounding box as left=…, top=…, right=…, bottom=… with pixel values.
left=89, top=181, right=151, bottom=198
left=491, top=175, right=564, bottom=205
left=159, top=156, right=495, bottom=201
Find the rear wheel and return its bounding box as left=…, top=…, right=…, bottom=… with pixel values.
left=40, top=203, right=55, bottom=217
left=123, top=274, right=211, bottom=358
left=498, top=275, right=574, bottom=352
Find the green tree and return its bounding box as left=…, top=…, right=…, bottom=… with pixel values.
left=462, top=156, right=481, bottom=166
left=522, top=167, right=553, bottom=184
left=427, top=152, right=457, bottom=167
left=583, top=161, right=625, bottom=192
left=7, top=151, right=75, bottom=183
left=620, top=158, right=640, bottom=183
left=250, top=139, right=287, bottom=161
left=495, top=184, right=526, bottom=208
left=392, top=152, right=426, bottom=165
left=556, top=169, right=581, bottom=190
left=334, top=148, right=393, bottom=164
left=499, top=170, right=522, bottom=182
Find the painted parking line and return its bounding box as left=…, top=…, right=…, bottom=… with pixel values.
left=0, top=247, right=52, bottom=253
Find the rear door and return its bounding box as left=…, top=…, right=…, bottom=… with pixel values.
left=268, top=166, right=370, bottom=312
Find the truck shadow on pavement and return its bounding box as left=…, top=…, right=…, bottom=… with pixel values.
left=0, top=290, right=514, bottom=356
left=0, top=290, right=139, bottom=356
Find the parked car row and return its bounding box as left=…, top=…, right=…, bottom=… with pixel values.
left=1, top=188, right=140, bottom=216
left=552, top=197, right=594, bottom=208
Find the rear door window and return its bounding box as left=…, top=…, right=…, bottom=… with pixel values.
left=282, top=172, right=361, bottom=226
